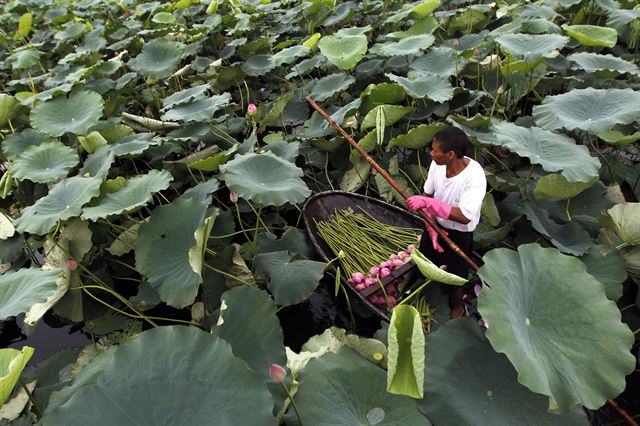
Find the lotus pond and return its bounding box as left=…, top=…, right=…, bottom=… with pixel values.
left=1, top=0, right=640, bottom=424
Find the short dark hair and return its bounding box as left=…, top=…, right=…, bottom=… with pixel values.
left=432, top=127, right=470, bottom=158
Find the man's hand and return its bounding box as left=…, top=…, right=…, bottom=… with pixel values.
left=406, top=196, right=452, bottom=219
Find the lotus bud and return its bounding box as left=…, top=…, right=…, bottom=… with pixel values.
left=371, top=168, right=377, bottom=175
left=247, top=103, right=257, bottom=116
left=388, top=296, right=397, bottom=306
left=497, top=84, right=506, bottom=95
left=229, top=191, right=238, bottom=203
left=474, top=283, right=482, bottom=296
left=353, top=272, right=365, bottom=283
left=380, top=261, right=391, bottom=269
left=269, top=364, right=287, bottom=383
left=356, top=283, right=366, bottom=291
left=365, top=278, right=377, bottom=287
left=389, top=254, right=400, bottom=261
left=369, top=266, right=380, bottom=277
left=380, top=268, right=391, bottom=278
left=393, top=259, right=404, bottom=268
left=398, top=251, right=408, bottom=259
left=406, top=244, right=414, bottom=253
left=66, top=259, right=78, bottom=271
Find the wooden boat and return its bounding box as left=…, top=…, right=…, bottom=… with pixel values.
left=302, top=190, right=426, bottom=322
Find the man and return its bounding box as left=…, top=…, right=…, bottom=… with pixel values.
left=406, top=127, right=486, bottom=318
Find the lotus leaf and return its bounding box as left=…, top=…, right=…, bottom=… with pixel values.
left=110, top=132, right=160, bottom=157
left=318, top=33, right=368, bottom=70
left=82, top=170, right=172, bottom=221
left=0, top=94, right=19, bottom=129
left=562, top=24, right=618, bottom=47
left=411, top=249, right=467, bottom=285
left=420, top=319, right=588, bottom=425
left=581, top=245, right=627, bottom=301
left=77, top=131, right=108, bottom=154
left=478, top=244, right=636, bottom=412
left=521, top=202, right=592, bottom=255
left=30, top=91, right=104, bottom=137
left=241, top=54, right=277, bottom=76
left=387, top=305, right=424, bottom=398
left=161, top=83, right=210, bottom=110
left=387, top=123, right=448, bottom=150
left=39, top=326, right=274, bottom=425
left=263, top=140, right=300, bottom=162
left=360, top=83, right=406, bottom=113
left=295, top=348, right=431, bottom=425
left=608, top=203, right=640, bottom=245
left=0, top=268, right=60, bottom=321
left=11, top=142, right=78, bottom=184
left=129, top=38, right=184, bottom=79
left=14, top=176, right=102, bottom=235
left=371, top=35, right=435, bottom=57
left=411, top=0, right=440, bottom=17
left=215, top=286, right=287, bottom=378
left=54, top=22, right=85, bottom=41
left=409, top=47, right=462, bottom=77
left=0, top=213, right=14, bottom=240
left=7, top=48, right=41, bottom=70
left=220, top=152, right=311, bottom=206
left=597, top=130, right=640, bottom=145
left=152, top=11, right=176, bottom=24
left=361, top=105, right=414, bottom=130
left=135, top=197, right=210, bottom=308
left=534, top=174, right=595, bottom=200
left=386, top=73, right=454, bottom=101
left=349, top=130, right=378, bottom=162
left=494, top=33, right=568, bottom=62
left=271, top=45, right=310, bottom=66
left=79, top=146, right=114, bottom=179
left=0, top=347, right=34, bottom=406
left=161, top=93, right=231, bottom=122
left=340, top=157, right=371, bottom=192
left=568, top=52, right=640, bottom=76
left=309, top=73, right=355, bottom=102
left=1, top=129, right=55, bottom=160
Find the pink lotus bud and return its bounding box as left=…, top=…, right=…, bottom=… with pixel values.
left=67, top=259, right=78, bottom=271
left=356, top=283, right=366, bottom=291
left=389, top=254, right=400, bottom=261
left=406, top=244, right=414, bottom=253
left=388, top=296, right=397, bottom=306
left=393, top=259, right=404, bottom=268
left=380, top=268, right=391, bottom=278
left=353, top=272, right=365, bottom=283
left=347, top=278, right=354, bottom=285
left=369, top=266, right=380, bottom=277
left=380, top=261, right=391, bottom=269
left=229, top=191, right=238, bottom=203
left=474, top=284, right=482, bottom=296
left=246, top=103, right=257, bottom=116
left=365, top=278, right=377, bottom=287
left=398, top=251, right=408, bottom=259
left=371, top=168, right=377, bottom=175
left=269, top=364, right=287, bottom=383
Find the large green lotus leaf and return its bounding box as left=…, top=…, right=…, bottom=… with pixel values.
left=135, top=197, right=208, bottom=308
left=82, top=170, right=172, bottom=221
left=360, top=83, right=407, bottom=112
left=241, top=54, right=277, bottom=76
left=318, top=33, right=368, bottom=70
left=386, top=73, right=454, bottom=101
left=220, top=152, right=310, bottom=206
left=296, top=348, right=431, bottom=425
left=387, top=123, right=448, bottom=150
left=11, top=142, right=78, bottom=183
left=161, top=83, right=210, bottom=110
left=0, top=347, right=34, bottom=406
left=256, top=227, right=313, bottom=258
left=533, top=88, right=640, bottom=135
left=7, top=48, right=41, bottom=70
left=478, top=244, right=636, bottom=412
left=568, top=52, right=640, bottom=76
left=1, top=129, right=55, bottom=160
left=387, top=305, right=424, bottom=399
left=0, top=268, right=60, bottom=320
left=215, top=287, right=286, bottom=378
left=487, top=121, right=600, bottom=182
left=494, top=33, right=568, bottom=62
left=534, top=174, right=595, bottom=200
left=420, top=319, right=589, bottom=425
left=370, top=35, right=435, bottom=57
left=14, top=176, right=102, bottom=235
left=30, top=91, right=104, bottom=137
left=521, top=202, right=592, bottom=255
left=409, top=47, right=462, bottom=77
left=597, top=130, right=640, bottom=145
left=256, top=250, right=325, bottom=306
left=562, top=24, right=617, bottom=47
left=271, top=45, right=310, bottom=67
left=128, top=38, right=184, bottom=79
left=263, top=140, right=299, bottom=162
left=411, top=249, right=467, bottom=285
left=608, top=203, right=640, bottom=245
left=580, top=245, right=627, bottom=301
left=39, top=326, right=274, bottom=425
left=79, top=145, right=114, bottom=179
left=309, top=73, right=355, bottom=102
left=361, top=105, right=415, bottom=130
left=110, top=133, right=161, bottom=157
left=161, top=93, right=231, bottom=122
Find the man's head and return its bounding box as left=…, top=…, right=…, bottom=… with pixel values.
left=429, top=127, right=470, bottom=165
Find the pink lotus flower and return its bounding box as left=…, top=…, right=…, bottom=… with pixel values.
left=229, top=191, right=238, bottom=203
left=246, top=103, right=257, bottom=116
left=269, top=364, right=286, bottom=383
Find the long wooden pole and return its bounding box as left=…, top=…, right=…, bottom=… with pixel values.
left=305, top=96, right=481, bottom=272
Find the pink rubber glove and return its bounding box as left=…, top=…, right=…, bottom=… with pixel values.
left=406, top=196, right=452, bottom=219
left=423, top=210, right=448, bottom=253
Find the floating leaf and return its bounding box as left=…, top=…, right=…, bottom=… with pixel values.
left=386, top=73, right=454, bottom=101
left=361, top=105, right=415, bottom=130
left=220, top=152, right=311, bottom=206
left=597, top=130, right=640, bottom=145
left=30, top=91, right=104, bottom=137
left=11, top=141, right=78, bottom=183
left=411, top=249, right=467, bottom=286
left=82, top=170, right=173, bottom=221
left=495, top=33, right=568, bottom=62
left=129, top=38, right=184, bottom=79
left=257, top=251, right=325, bottom=306
left=534, top=174, right=595, bottom=200
left=478, top=244, right=635, bottom=412
left=0, top=268, right=60, bottom=321
left=608, top=203, right=640, bottom=245
left=387, top=123, right=447, bottom=150
left=309, top=73, right=355, bottom=102
left=562, top=24, right=618, bottom=47
left=14, top=176, right=102, bottom=235
left=0, top=347, right=34, bottom=406
left=387, top=305, right=424, bottom=398
left=568, top=52, right=640, bottom=76
left=318, top=33, right=368, bottom=70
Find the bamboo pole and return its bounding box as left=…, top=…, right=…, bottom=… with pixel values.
left=305, top=96, right=481, bottom=272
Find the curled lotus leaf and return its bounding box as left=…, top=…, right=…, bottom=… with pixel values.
left=494, top=33, right=568, bottom=62
left=14, top=176, right=102, bottom=235
left=318, top=33, right=368, bottom=70
left=11, top=141, right=78, bottom=183
left=478, top=244, right=636, bottom=412
left=81, top=170, right=173, bottom=221
left=0, top=347, right=35, bottom=406
left=386, top=73, right=454, bottom=101
left=0, top=268, right=60, bottom=321
left=532, top=88, right=640, bottom=135
left=30, top=91, right=104, bottom=137
left=370, top=35, right=435, bottom=57
left=387, top=305, right=424, bottom=398
left=568, top=52, right=640, bottom=76
left=220, top=152, right=311, bottom=206
left=128, top=38, right=184, bottom=79
left=608, top=202, right=640, bottom=245
left=361, top=105, right=415, bottom=130
left=562, top=24, right=618, bottom=47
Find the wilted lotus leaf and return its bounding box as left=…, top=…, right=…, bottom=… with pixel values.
left=533, top=88, right=640, bottom=135
left=0, top=268, right=60, bottom=321
left=220, top=152, right=311, bottom=206
left=82, top=170, right=172, bottom=221
left=318, top=33, right=368, bottom=70
left=386, top=73, right=454, bottom=101
left=568, top=52, right=640, bottom=76
left=420, top=319, right=589, bottom=425
left=494, top=33, right=568, bottom=62
left=478, top=244, right=636, bottom=412
left=39, top=326, right=274, bottom=425
left=129, top=38, right=184, bottom=79
left=608, top=203, right=640, bottom=245
left=30, top=91, right=103, bottom=137
left=11, top=141, right=78, bottom=183
left=562, top=24, right=618, bottom=47
left=14, top=176, right=102, bottom=235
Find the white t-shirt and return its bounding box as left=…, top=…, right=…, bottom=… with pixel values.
left=423, top=157, right=487, bottom=232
